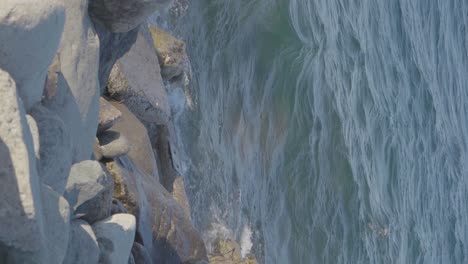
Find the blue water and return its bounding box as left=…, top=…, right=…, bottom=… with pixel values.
left=169, top=0, right=468, bottom=263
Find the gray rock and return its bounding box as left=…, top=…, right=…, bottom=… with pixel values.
left=98, top=130, right=131, bottom=159
left=28, top=104, right=72, bottom=194
left=89, top=0, right=171, bottom=32
left=94, top=22, right=139, bottom=93
left=42, top=0, right=100, bottom=162
left=113, top=27, right=171, bottom=125
left=64, top=160, right=113, bottom=224
left=128, top=254, right=136, bottom=264
left=131, top=242, right=153, bottom=264
left=0, top=70, right=46, bottom=263
left=40, top=184, right=71, bottom=264
left=63, top=220, right=100, bottom=264
left=98, top=97, right=122, bottom=134
left=92, top=214, right=136, bottom=264
left=0, top=1, right=65, bottom=110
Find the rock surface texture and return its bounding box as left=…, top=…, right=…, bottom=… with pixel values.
left=63, top=220, right=100, bottom=264
left=89, top=0, right=171, bottom=32
left=92, top=214, right=137, bottom=264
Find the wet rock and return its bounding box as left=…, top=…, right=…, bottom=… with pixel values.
left=0, top=1, right=65, bottom=110
left=208, top=238, right=258, bottom=264
left=42, top=0, right=100, bottom=162
left=28, top=104, right=72, bottom=194
left=92, top=214, right=137, bottom=264
left=98, top=130, right=131, bottom=159
left=131, top=242, right=153, bottom=264
left=98, top=97, right=122, bottom=134
left=0, top=70, right=46, bottom=263
left=89, top=0, right=171, bottom=32
left=149, top=25, right=187, bottom=81
left=107, top=27, right=171, bottom=126
left=63, top=220, right=100, bottom=264
left=41, top=184, right=71, bottom=264
left=64, top=160, right=113, bottom=224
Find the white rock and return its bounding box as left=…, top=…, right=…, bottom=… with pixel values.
left=29, top=104, right=72, bottom=194
left=42, top=0, right=101, bottom=162
left=63, top=220, right=100, bottom=264
left=92, top=214, right=137, bottom=264
left=64, top=160, right=113, bottom=224
left=98, top=130, right=131, bottom=159
left=0, top=0, right=65, bottom=110
left=0, top=69, right=46, bottom=263
left=26, top=115, right=40, bottom=159
left=40, top=184, right=71, bottom=264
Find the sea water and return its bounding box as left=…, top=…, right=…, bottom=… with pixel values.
left=169, top=0, right=468, bottom=263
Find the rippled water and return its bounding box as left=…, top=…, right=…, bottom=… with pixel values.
left=169, top=0, right=468, bottom=263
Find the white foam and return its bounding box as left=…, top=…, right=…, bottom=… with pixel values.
left=240, top=224, right=253, bottom=258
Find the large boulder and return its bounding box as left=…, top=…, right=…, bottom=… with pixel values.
left=98, top=97, right=122, bottom=134
left=63, top=160, right=113, bottom=224
left=92, top=214, right=137, bottom=264
left=149, top=25, right=187, bottom=81
left=0, top=1, right=65, bottom=110
left=28, top=104, right=72, bottom=194
left=109, top=102, right=159, bottom=178
left=40, top=185, right=71, bottom=264
left=42, top=0, right=101, bottom=162
left=88, top=0, right=171, bottom=32
left=63, top=220, right=100, bottom=264
left=131, top=242, right=153, bottom=264
left=106, top=159, right=207, bottom=264
left=108, top=28, right=171, bottom=126
left=0, top=70, right=46, bottom=263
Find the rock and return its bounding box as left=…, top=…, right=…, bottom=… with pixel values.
left=0, top=70, right=46, bottom=263
left=64, top=160, right=113, bottom=224
left=28, top=104, right=72, bottom=194
left=94, top=23, right=139, bottom=92
left=105, top=159, right=208, bottom=264
left=92, top=214, right=137, bottom=264
left=109, top=102, right=159, bottom=178
left=111, top=27, right=171, bottom=125
left=63, top=220, right=100, bottom=264
left=172, top=176, right=192, bottom=220
left=93, top=138, right=104, bottom=161
left=98, top=97, right=122, bottom=134
left=26, top=115, right=40, bottom=159
left=149, top=25, right=187, bottom=81
left=0, top=1, right=65, bottom=110
left=131, top=242, right=153, bottom=264
left=111, top=199, right=129, bottom=215
left=88, top=0, right=171, bottom=32
left=98, top=130, right=131, bottom=159
left=128, top=253, right=136, bottom=264
left=40, top=184, right=71, bottom=264
left=42, top=0, right=100, bottom=162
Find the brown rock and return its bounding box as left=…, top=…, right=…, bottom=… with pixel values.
left=208, top=238, right=258, bottom=264
left=148, top=25, right=187, bottom=81
left=98, top=97, right=122, bottom=134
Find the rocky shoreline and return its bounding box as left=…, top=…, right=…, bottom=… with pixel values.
left=0, top=0, right=257, bottom=263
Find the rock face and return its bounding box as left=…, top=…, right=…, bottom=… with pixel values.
left=98, top=130, right=131, bottom=159
left=42, top=0, right=100, bottom=162
left=0, top=1, right=65, bottom=110
left=92, top=214, right=137, bottom=264
left=131, top=242, right=153, bottom=264
left=89, top=0, right=171, bottom=32
left=64, top=160, right=113, bottom=224
left=29, top=104, right=72, bottom=194
left=109, top=103, right=159, bottom=178
left=0, top=70, right=45, bottom=263
left=149, top=25, right=187, bottom=81
left=40, top=184, right=71, bottom=264
left=98, top=97, right=122, bottom=134
left=108, top=28, right=171, bottom=126
left=63, top=220, right=100, bottom=264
